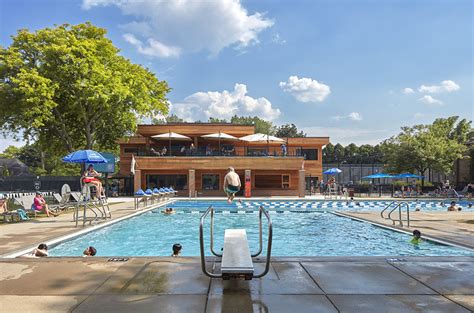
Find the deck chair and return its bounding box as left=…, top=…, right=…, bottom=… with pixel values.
left=18, top=195, right=37, bottom=217
left=134, top=189, right=147, bottom=209
left=52, top=193, right=75, bottom=212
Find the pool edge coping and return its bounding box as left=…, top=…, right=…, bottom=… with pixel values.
left=1, top=199, right=175, bottom=259
left=333, top=211, right=474, bottom=252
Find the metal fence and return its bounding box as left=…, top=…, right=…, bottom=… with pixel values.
left=0, top=176, right=81, bottom=193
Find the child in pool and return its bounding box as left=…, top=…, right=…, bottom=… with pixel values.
left=410, top=230, right=422, bottom=245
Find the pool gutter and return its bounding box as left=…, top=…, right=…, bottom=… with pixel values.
left=2, top=199, right=175, bottom=259
left=333, top=211, right=474, bottom=252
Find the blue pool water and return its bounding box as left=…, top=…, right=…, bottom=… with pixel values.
left=49, top=200, right=474, bottom=257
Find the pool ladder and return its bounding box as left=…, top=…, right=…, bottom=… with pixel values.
left=380, top=201, right=410, bottom=228
left=199, top=205, right=273, bottom=280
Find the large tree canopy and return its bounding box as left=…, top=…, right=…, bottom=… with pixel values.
left=0, top=23, right=170, bottom=154
left=381, top=116, right=470, bottom=179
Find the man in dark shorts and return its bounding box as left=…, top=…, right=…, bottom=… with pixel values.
left=223, top=167, right=241, bottom=203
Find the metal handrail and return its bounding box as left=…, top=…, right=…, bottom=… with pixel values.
left=199, top=205, right=273, bottom=279
left=253, top=206, right=273, bottom=278
left=199, top=206, right=221, bottom=278
left=388, top=202, right=410, bottom=227
left=380, top=201, right=397, bottom=219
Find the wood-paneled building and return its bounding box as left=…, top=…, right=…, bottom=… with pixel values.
left=118, top=123, right=329, bottom=197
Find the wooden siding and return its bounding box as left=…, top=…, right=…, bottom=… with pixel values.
left=137, top=124, right=255, bottom=137
left=133, top=156, right=303, bottom=171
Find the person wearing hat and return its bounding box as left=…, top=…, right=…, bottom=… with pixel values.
left=223, top=167, right=241, bottom=204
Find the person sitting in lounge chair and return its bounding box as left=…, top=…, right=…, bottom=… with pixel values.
left=150, top=147, right=161, bottom=156
left=33, top=192, right=58, bottom=217
left=0, top=195, right=8, bottom=213
left=83, top=164, right=104, bottom=198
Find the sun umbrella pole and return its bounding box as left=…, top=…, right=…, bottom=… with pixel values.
left=169, top=131, right=171, bottom=156
left=219, top=131, right=221, bottom=156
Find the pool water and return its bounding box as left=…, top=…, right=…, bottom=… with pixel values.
left=49, top=200, right=474, bottom=257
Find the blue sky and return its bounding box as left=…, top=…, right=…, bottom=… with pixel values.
left=1, top=0, right=472, bottom=151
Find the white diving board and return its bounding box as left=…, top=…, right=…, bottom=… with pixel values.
left=221, top=229, right=254, bottom=280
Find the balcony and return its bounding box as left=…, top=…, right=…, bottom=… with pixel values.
left=133, top=155, right=305, bottom=171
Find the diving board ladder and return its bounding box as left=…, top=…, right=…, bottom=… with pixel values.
left=199, top=205, right=272, bottom=280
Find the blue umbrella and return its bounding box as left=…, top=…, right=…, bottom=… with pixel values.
left=62, top=150, right=107, bottom=164
left=324, top=168, right=342, bottom=175
left=394, top=173, right=424, bottom=179
left=362, top=173, right=395, bottom=179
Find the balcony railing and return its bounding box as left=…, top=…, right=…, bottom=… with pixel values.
left=137, top=150, right=308, bottom=158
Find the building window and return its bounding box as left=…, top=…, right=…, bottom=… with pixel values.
left=146, top=175, right=187, bottom=190
left=246, top=147, right=268, bottom=156
left=202, top=174, right=220, bottom=190
left=282, top=175, right=290, bottom=189
left=255, top=175, right=282, bottom=189
left=297, top=148, right=318, bottom=160
left=124, top=147, right=138, bottom=154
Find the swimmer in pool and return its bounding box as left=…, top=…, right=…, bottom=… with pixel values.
left=410, top=229, right=422, bottom=245
left=162, top=208, right=175, bottom=215
left=171, top=243, right=182, bottom=257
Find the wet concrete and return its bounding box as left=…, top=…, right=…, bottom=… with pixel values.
left=0, top=257, right=473, bottom=312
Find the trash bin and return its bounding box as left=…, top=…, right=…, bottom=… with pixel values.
left=348, top=188, right=355, bottom=197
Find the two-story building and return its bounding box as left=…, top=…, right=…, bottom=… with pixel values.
left=118, top=123, right=329, bottom=197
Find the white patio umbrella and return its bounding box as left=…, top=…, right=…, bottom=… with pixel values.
left=201, top=132, right=239, bottom=153
left=239, top=133, right=285, bottom=143
left=240, top=133, right=285, bottom=155
left=151, top=131, right=192, bottom=156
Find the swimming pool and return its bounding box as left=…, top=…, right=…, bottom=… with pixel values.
left=49, top=200, right=474, bottom=257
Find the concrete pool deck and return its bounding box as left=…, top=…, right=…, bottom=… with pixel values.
left=0, top=257, right=473, bottom=312
left=1, top=197, right=474, bottom=312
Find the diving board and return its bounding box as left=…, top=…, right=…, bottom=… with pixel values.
left=221, top=229, right=254, bottom=280
left=199, top=205, right=272, bottom=280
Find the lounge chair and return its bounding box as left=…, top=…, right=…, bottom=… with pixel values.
left=144, top=188, right=154, bottom=204
left=52, top=192, right=75, bottom=212
left=152, top=188, right=165, bottom=202
left=134, top=189, right=147, bottom=209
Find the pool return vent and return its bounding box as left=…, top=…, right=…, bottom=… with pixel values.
left=199, top=205, right=272, bottom=280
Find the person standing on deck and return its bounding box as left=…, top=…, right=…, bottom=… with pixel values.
left=224, top=167, right=241, bottom=204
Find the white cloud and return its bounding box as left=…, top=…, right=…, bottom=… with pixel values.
left=418, top=95, right=443, bottom=106
left=418, top=80, right=460, bottom=93
left=301, top=126, right=394, bottom=145
left=401, top=87, right=414, bottom=94
left=332, top=112, right=363, bottom=121
left=123, top=33, right=181, bottom=58
left=84, top=0, right=274, bottom=57
left=171, top=84, right=281, bottom=122
left=279, top=76, right=331, bottom=103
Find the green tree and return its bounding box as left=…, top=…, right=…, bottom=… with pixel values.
left=275, top=123, right=306, bottom=138
left=343, top=143, right=359, bottom=163
left=0, top=23, right=170, bottom=155
left=333, top=143, right=345, bottom=163
left=208, top=117, right=228, bottom=123
left=322, top=143, right=334, bottom=163
left=382, top=116, right=469, bottom=185
left=230, top=115, right=276, bottom=134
